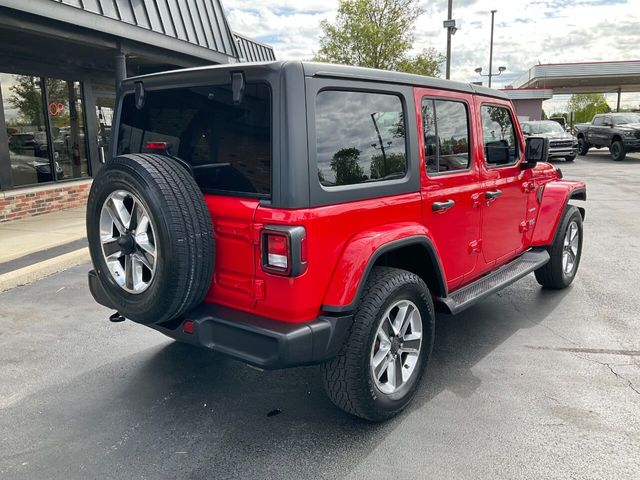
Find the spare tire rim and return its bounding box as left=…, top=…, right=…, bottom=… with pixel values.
left=99, top=190, right=157, bottom=294
left=562, top=220, right=579, bottom=275
left=370, top=299, right=423, bottom=395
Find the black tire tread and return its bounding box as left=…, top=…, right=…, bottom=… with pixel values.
left=534, top=206, right=582, bottom=289
left=321, top=267, right=433, bottom=421
left=87, top=153, right=214, bottom=324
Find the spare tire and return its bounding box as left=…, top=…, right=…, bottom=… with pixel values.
left=86, top=154, right=214, bottom=324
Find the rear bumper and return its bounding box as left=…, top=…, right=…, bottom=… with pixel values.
left=88, top=270, right=352, bottom=369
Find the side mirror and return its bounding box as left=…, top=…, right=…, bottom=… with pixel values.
left=602, top=121, right=612, bottom=127
left=522, top=136, right=549, bottom=169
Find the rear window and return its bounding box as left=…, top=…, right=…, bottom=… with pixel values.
left=117, top=83, right=272, bottom=197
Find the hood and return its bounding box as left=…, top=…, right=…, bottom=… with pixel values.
left=618, top=123, right=640, bottom=130
left=534, top=131, right=575, bottom=140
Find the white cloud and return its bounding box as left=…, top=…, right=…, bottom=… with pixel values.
left=224, top=0, right=640, bottom=110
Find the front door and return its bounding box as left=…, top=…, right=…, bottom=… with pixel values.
left=417, top=89, right=482, bottom=289
left=477, top=102, right=529, bottom=266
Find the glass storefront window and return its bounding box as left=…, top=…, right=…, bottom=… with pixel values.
left=1, top=73, right=54, bottom=187
left=47, top=79, right=88, bottom=180
left=1, top=73, right=89, bottom=189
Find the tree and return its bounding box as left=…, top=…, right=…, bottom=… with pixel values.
left=8, top=76, right=68, bottom=128
left=567, top=93, right=611, bottom=123
left=330, top=147, right=367, bottom=185
left=313, top=0, right=444, bottom=77
left=370, top=152, right=406, bottom=179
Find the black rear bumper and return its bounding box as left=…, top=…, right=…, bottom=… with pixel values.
left=88, top=270, right=352, bottom=369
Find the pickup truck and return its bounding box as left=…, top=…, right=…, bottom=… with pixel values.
left=86, top=61, right=586, bottom=421
left=574, top=112, right=640, bottom=161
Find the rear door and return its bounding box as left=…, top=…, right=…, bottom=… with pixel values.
left=417, top=88, right=482, bottom=289
left=476, top=101, right=529, bottom=267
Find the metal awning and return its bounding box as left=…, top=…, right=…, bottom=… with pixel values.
left=2, top=0, right=240, bottom=64
left=514, top=60, right=640, bottom=94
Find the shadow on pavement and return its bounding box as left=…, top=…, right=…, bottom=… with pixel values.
left=3, top=283, right=572, bottom=479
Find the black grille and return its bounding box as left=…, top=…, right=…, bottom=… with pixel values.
left=550, top=140, right=573, bottom=148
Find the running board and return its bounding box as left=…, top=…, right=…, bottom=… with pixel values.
left=435, top=249, right=550, bottom=315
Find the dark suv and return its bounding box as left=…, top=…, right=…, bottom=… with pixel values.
left=86, top=62, right=586, bottom=421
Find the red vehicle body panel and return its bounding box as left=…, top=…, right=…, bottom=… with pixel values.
left=200, top=88, right=585, bottom=325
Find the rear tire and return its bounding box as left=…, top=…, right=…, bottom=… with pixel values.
left=321, top=267, right=434, bottom=421
left=87, top=154, right=214, bottom=324
left=610, top=140, right=626, bottom=161
left=535, top=206, right=583, bottom=289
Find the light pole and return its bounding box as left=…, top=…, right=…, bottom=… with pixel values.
left=474, top=65, right=507, bottom=87
left=488, top=9, right=497, bottom=87
left=443, top=0, right=457, bottom=80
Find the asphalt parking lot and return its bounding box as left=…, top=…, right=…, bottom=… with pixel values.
left=1, top=151, right=639, bottom=480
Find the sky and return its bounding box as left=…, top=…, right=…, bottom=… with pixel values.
left=223, top=0, right=640, bottom=114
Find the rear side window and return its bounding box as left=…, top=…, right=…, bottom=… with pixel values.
left=422, top=98, right=470, bottom=174
left=480, top=105, right=519, bottom=167
left=592, top=116, right=603, bottom=126
left=118, top=83, right=271, bottom=197
left=315, top=90, right=407, bottom=187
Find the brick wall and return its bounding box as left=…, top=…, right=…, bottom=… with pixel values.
left=0, top=180, right=91, bottom=223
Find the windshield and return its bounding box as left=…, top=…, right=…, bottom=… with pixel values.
left=118, top=83, right=272, bottom=198
left=525, top=121, right=565, bottom=134
left=613, top=113, right=640, bottom=125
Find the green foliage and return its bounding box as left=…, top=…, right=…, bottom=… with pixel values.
left=330, top=147, right=366, bottom=185
left=313, top=0, right=444, bottom=77
left=8, top=76, right=69, bottom=128
left=370, top=152, right=406, bottom=179
left=567, top=93, right=611, bottom=123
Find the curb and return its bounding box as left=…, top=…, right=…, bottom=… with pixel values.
left=0, top=248, right=90, bottom=293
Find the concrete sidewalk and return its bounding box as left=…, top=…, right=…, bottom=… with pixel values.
left=0, top=207, right=89, bottom=292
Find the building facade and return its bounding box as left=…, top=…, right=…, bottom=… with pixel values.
left=0, top=0, right=274, bottom=221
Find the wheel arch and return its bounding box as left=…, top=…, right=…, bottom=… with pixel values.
left=611, top=134, right=623, bottom=145
left=530, top=181, right=586, bottom=247
left=321, top=234, right=447, bottom=314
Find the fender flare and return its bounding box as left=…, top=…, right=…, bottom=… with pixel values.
left=322, top=234, right=447, bottom=314
left=531, top=181, right=586, bottom=247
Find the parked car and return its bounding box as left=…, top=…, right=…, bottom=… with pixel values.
left=10, top=149, right=63, bottom=184
left=8, top=132, right=48, bottom=158
left=86, top=62, right=586, bottom=421
left=521, top=120, right=578, bottom=161
left=573, top=112, right=640, bottom=161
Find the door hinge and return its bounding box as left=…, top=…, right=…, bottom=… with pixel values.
left=519, top=219, right=535, bottom=233
left=253, top=279, right=265, bottom=300
left=251, top=223, right=263, bottom=245
left=468, top=239, right=482, bottom=254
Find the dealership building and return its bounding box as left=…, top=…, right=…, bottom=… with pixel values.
left=0, top=0, right=274, bottom=222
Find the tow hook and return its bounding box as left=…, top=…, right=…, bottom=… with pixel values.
left=109, top=312, right=126, bottom=323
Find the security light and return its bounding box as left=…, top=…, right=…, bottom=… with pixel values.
left=498, top=66, right=506, bottom=72
left=474, top=67, right=482, bottom=74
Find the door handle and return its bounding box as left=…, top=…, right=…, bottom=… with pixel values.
left=432, top=199, right=455, bottom=212
left=485, top=190, right=503, bottom=200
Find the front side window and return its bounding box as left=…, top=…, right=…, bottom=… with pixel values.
left=315, top=90, right=407, bottom=187
left=481, top=105, right=519, bottom=167
left=118, top=83, right=272, bottom=197
left=592, top=116, right=603, bottom=126
left=422, top=98, right=470, bottom=174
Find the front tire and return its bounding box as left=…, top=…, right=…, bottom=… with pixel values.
left=535, top=206, right=583, bottom=289
left=578, top=137, right=589, bottom=156
left=565, top=155, right=576, bottom=162
left=321, top=267, right=434, bottom=421
left=610, top=140, right=626, bottom=161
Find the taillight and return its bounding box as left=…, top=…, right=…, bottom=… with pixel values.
left=145, top=141, right=170, bottom=152
left=261, top=226, right=307, bottom=276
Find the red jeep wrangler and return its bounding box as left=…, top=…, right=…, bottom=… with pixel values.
left=86, top=62, right=586, bottom=421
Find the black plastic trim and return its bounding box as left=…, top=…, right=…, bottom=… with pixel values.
left=88, top=269, right=115, bottom=310
left=150, top=303, right=353, bottom=369
left=569, top=187, right=587, bottom=201
left=261, top=225, right=307, bottom=276
left=321, top=235, right=447, bottom=314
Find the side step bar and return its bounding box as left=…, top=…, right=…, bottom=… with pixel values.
left=435, top=248, right=550, bottom=315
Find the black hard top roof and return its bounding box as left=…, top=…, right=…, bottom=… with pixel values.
left=123, top=61, right=509, bottom=100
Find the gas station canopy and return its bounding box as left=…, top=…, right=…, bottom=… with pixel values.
left=514, top=60, right=640, bottom=94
